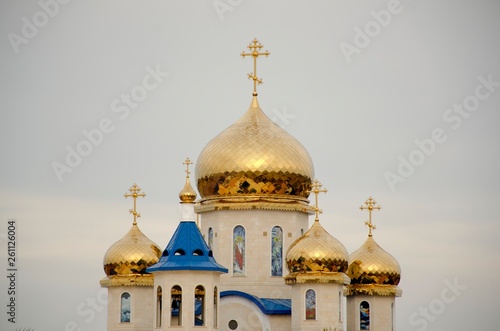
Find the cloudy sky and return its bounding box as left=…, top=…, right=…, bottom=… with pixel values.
left=1, top=1, right=499, bottom=330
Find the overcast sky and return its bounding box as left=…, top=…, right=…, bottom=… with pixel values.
left=1, top=1, right=499, bottom=330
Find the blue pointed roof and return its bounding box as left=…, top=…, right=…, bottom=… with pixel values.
left=147, top=221, right=228, bottom=273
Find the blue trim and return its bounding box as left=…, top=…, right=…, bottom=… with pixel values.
left=220, top=290, right=291, bottom=315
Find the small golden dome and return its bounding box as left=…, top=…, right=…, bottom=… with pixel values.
left=286, top=221, right=348, bottom=274
left=195, top=96, right=314, bottom=201
left=103, top=224, right=161, bottom=276
left=347, top=236, right=401, bottom=285
left=179, top=176, right=197, bottom=203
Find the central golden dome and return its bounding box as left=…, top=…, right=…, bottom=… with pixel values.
left=196, top=96, right=314, bottom=200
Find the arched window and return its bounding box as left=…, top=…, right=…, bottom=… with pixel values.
left=194, top=285, right=205, bottom=326
left=391, top=302, right=394, bottom=331
left=120, top=292, right=131, bottom=323
left=208, top=227, right=214, bottom=249
left=213, top=286, right=218, bottom=328
left=339, top=290, right=342, bottom=322
left=271, top=226, right=283, bottom=276
left=171, top=285, right=182, bottom=326
left=233, top=225, right=245, bottom=275
left=360, top=301, right=370, bottom=330
left=156, top=286, right=162, bottom=327
left=305, top=289, right=316, bottom=320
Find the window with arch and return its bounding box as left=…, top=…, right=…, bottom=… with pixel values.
left=171, top=285, right=182, bottom=326
left=213, top=286, right=218, bottom=328
left=194, top=285, right=205, bottom=326
left=339, top=290, right=342, bottom=322
left=208, top=227, right=214, bottom=249
left=305, top=289, right=316, bottom=320
left=271, top=226, right=283, bottom=276
left=391, top=302, right=394, bottom=331
left=156, top=286, right=162, bottom=327
left=233, top=225, right=245, bottom=275
left=120, top=292, right=131, bottom=323
left=360, top=301, right=370, bottom=330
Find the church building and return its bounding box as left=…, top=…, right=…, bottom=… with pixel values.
left=100, top=39, right=402, bottom=331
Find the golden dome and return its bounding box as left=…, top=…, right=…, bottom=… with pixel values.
left=179, top=176, right=197, bottom=203
left=103, top=223, right=161, bottom=276
left=286, top=220, right=348, bottom=274
left=195, top=96, right=314, bottom=201
left=347, top=236, right=401, bottom=285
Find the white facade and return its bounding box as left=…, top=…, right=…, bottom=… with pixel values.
left=106, top=286, right=154, bottom=331
left=200, top=208, right=309, bottom=299
left=153, top=270, right=222, bottom=330
left=346, top=294, right=397, bottom=331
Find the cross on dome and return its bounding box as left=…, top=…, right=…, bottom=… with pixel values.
left=124, top=183, right=146, bottom=225
left=360, top=196, right=381, bottom=237
left=306, top=179, right=328, bottom=221
left=183, top=157, right=193, bottom=178
left=241, top=38, right=270, bottom=96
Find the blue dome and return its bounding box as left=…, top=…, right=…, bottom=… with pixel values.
left=147, top=221, right=228, bottom=273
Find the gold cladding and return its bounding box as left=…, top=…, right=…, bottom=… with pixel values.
left=286, top=221, right=348, bottom=274
left=285, top=271, right=350, bottom=285
left=100, top=274, right=155, bottom=287
left=179, top=158, right=197, bottom=203
left=196, top=96, right=314, bottom=200
left=347, top=236, right=401, bottom=285
left=103, top=224, right=162, bottom=277
left=344, top=284, right=402, bottom=297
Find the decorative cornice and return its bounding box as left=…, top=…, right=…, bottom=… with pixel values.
left=344, top=284, right=403, bottom=297
left=100, top=274, right=154, bottom=287
left=284, top=271, right=350, bottom=285
left=195, top=196, right=315, bottom=214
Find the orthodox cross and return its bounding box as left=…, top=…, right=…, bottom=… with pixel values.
left=360, top=196, right=381, bottom=237
left=241, top=38, right=270, bottom=96
left=124, top=183, right=146, bottom=225
left=306, top=179, right=328, bottom=221
left=183, top=157, right=193, bottom=178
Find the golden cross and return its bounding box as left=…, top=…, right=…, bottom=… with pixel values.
left=306, top=179, right=328, bottom=221
left=241, top=38, right=270, bottom=96
left=360, top=196, right=381, bottom=237
left=124, top=183, right=146, bottom=225
left=183, top=157, right=193, bottom=178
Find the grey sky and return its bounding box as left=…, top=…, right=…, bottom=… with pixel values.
left=1, top=1, right=499, bottom=330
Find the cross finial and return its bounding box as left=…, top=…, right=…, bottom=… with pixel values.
left=183, top=157, right=193, bottom=178
left=241, top=38, right=270, bottom=96
left=360, top=196, right=381, bottom=237
left=306, top=179, right=328, bottom=221
left=124, top=183, right=146, bottom=225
